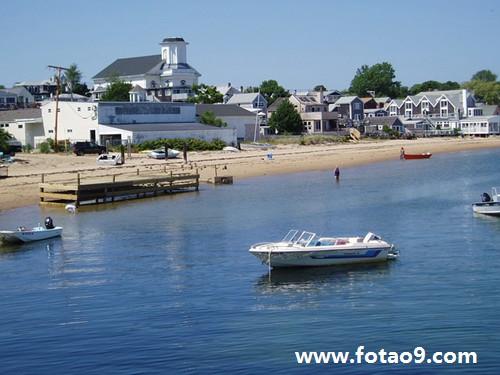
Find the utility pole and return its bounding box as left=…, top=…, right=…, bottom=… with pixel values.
left=48, top=65, right=70, bottom=151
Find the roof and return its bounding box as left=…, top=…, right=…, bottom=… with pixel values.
left=14, top=80, right=56, bottom=87
left=162, top=37, right=185, bottom=43
left=92, top=54, right=162, bottom=79
left=334, top=96, right=360, bottom=104
left=363, top=116, right=402, bottom=126
left=374, top=97, right=390, bottom=103
left=216, top=84, right=240, bottom=96
left=361, top=97, right=376, bottom=103
left=477, top=104, right=500, bottom=116
left=129, top=85, right=146, bottom=93
left=291, top=94, right=323, bottom=105
left=226, top=93, right=266, bottom=105
left=0, top=108, right=42, bottom=122
left=100, top=122, right=226, bottom=133
left=196, top=104, right=255, bottom=117
left=0, top=90, right=17, bottom=97
left=267, top=97, right=288, bottom=112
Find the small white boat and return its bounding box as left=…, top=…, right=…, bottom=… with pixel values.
left=472, top=187, right=500, bottom=216
left=148, top=149, right=180, bottom=159
left=222, top=146, right=240, bottom=153
left=249, top=230, right=398, bottom=268
left=0, top=217, right=62, bottom=243
left=97, top=153, right=123, bottom=165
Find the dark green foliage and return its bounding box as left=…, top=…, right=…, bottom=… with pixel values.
left=268, top=100, right=303, bottom=134
left=101, top=76, right=133, bottom=102
left=409, top=80, right=460, bottom=95
left=64, top=64, right=82, bottom=96
left=199, top=111, right=227, bottom=127
left=313, top=85, right=327, bottom=91
left=259, top=80, right=289, bottom=105
left=463, top=80, right=500, bottom=104
left=188, top=84, right=223, bottom=104
left=0, top=129, right=12, bottom=152
left=136, top=138, right=227, bottom=151
left=471, top=69, right=497, bottom=82
left=73, top=83, right=91, bottom=97
left=349, top=62, right=402, bottom=98
left=38, top=142, right=51, bottom=153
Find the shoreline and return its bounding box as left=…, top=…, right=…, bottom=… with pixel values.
left=1, top=136, right=499, bottom=212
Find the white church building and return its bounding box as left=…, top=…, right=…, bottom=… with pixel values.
left=92, top=37, right=201, bottom=102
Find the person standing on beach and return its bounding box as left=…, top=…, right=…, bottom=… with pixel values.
left=334, top=166, right=340, bottom=181
left=400, top=147, right=405, bottom=159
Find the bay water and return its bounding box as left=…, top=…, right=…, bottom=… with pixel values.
left=1, top=148, right=499, bottom=374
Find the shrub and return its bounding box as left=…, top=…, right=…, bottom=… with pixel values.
left=39, top=142, right=51, bottom=153
left=136, top=138, right=227, bottom=152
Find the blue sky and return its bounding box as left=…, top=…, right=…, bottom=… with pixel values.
left=1, top=0, right=498, bottom=91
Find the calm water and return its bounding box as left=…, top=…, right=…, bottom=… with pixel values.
left=1, top=148, right=500, bottom=374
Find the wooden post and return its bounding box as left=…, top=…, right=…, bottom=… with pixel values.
left=195, top=168, right=199, bottom=191
left=214, top=165, right=218, bottom=177
left=112, top=174, right=116, bottom=202
left=77, top=173, right=80, bottom=187
left=137, top=168, right=139, bottom=176
left=40, top=174, right=45, bottom=202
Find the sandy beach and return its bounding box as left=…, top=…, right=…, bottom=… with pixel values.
left=1, top=136, right=499, bottom=212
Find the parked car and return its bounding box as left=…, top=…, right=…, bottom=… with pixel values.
left=72, top=142, right=106, bottom=156
left=4, top=140, right=22, bottom=156
left=148, top=149, right=180, bottom=159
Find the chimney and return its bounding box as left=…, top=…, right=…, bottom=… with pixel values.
left=228, top=82, right=231, bottom=87
left=240, top=86, right=243, bottom=92
left=317, top=87, right=324, bottom=103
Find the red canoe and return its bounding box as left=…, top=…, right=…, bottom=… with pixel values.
left=403, top=153, right=432, bottom=160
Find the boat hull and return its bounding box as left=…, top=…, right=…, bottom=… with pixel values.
left=0, top=227, right=63, bottom=243
left=403, top=153, right=432, bottom=160
left=472, top=202, right=500, bottom=216
left=250, top=245, right=394, bottom=268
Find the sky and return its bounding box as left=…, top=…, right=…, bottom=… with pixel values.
left=1, top=0, right=499, bottom=92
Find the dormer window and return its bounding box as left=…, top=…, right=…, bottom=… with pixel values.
left=180, top=80, right=186, bottom=86
left=151, top=80, right=157, bottom=88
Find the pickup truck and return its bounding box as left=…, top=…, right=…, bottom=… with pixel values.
left=72, top=141, right=106, bottom=156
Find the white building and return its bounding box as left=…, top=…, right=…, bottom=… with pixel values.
left=40, top=101, right=236, bottom=146
left=0, top=109, right=44, bottom=147
left=92, top=37, right=201, bottom=102
left=459, top=116, right=500, bottom=136
left=196, top=104, right=257, bottom=141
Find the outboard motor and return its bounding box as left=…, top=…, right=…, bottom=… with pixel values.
left=45, top=217, right=55, bottom=229
left=481, top=193, right=492, bottom=202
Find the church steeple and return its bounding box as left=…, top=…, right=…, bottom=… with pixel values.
left=160, top=37, right=188, bottom=65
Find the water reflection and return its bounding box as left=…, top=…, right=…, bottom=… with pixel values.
left=255, top=262, right=394, bottom=295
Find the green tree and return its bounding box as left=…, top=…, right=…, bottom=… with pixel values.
left=471, top=69, right=497, bottom=82
left=0, top=128, right=13, bottom=153
left=463, top=80, right=500, bottom=105
left=259, top=80, right=288, bottom=105
left=409, top=80, right=460, bottom=95
left=188, top=84, right=223, bottom=104
left=349, top=62, right=402, bottom=98
left=313, top=84, right=327, bottom=92
left=0, top=84, right=5, bottom=89
left=199, top=111, right=227, bottom=127
left=63, top=64, right=82, bottom=100
left=268, top=100, right=303, bottom=134
left=243, top=86, right=259, bottom=93
left=73, top=82, right=91, bottom=97
left=101, top=77, right=132, bottom=101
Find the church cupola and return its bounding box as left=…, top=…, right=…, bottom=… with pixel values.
left=160, top=37, right=188, bottom=65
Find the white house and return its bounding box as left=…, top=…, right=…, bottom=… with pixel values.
left=0, top=108, right=44, bottom=146
left=196, top=104, right=257, bottom=141
left=226, top=93, right=267, bottom=114
left=216, top=83, right=241, bottom=103
left=40, top=101, right=236, bottom=146
left=459, top=116, right=500, bottom=136
left=92, top=37, right=201, bottom=102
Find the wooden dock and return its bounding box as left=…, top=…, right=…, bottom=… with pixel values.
left=39, top=170, right=199, bottom=207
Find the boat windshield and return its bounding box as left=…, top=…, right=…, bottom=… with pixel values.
left=295, top=231, right=316, bottom=247
left=282, top=230, right=299, bottom=243
left=493, top=187, right=499, bottom=201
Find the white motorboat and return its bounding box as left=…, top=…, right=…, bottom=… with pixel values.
left=249, top=230, right=398, bottom=268
left=97, top=153, right=123, bottom=165
left=472, top=187, right=500, bottom=216
left=0, top=217, right=62, bottom=243
left=148, top=149, right=180, bottom=159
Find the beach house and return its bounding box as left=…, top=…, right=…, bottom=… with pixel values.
left=0, top=108, right=44, bottom=147
left=289, top=92, right=338, bottom=133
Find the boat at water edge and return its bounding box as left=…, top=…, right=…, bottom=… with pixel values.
left=472, top=187, right=500, bottom=216
left=403, top=152, right=432, bottom=160
left=0, top=217, right=63, bottom=243
left=249, top=230, right=398, bottom=268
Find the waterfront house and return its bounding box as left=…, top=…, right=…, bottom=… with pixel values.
left=289, top=92, right=338, bottom=133
left=329, top=96, right=364, bottom=122
left=0, top=108, right=43, bottom=147
left=362, top=116, right=404, bottom=136
left=92, top=37, right=201, bottom=102
left=361, top=97, right=377, bottom=109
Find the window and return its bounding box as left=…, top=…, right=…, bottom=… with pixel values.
left=67, top=129, right=73, bottom=133
left=354, top=102, right=361, bottom=110
left=48, top=108, right=52, bottom=113
left=180, top=80, right=186, bottom=86
left=405, top=102, right=412, bottom=110
left=57, top=108, right=60, bottom=112
left=48, top=130, right=54, bottom=133
left=4, top=124, right=8, bottom=128
left=88, top=107, right=91, bottom=111
left=77, top=107, right=81, bottom=111
left=18, top=124, right=23, bottom=129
